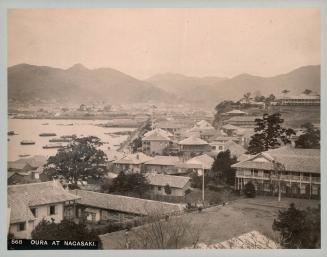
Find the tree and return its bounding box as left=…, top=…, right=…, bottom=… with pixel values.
left=164, top=184, right=172, bottom=195
left=213, top=100, right=236, bottom=127
left=247, top=113, right=295, bottom=155
left=265, top=94, right=276, bottom=104
left=295, top=122, right=320, bottom=149
left=243, top=92, right=252, bottom=104
left=281, top=90, right=290, bottom=96
left=32, top=219, right=99, bottom=242
left=243, top=181, right=256, bottom=198
left=43, top=136, right=107, bottom=184
left=273, top=203, right=320, bottom=248
left=302, top=89, right=312, bottom=95
left=211, top=150, right=237, bottom=185
left=109, top=172, right=150, bottom=197
left=124, top=211, right=201, bottom=249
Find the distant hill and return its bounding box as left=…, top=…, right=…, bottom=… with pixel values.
left=8, top=64, right=320, bottom=106
left=147, top=65, right=321, bottom=105
left=8, top=63, right=177, bottom=104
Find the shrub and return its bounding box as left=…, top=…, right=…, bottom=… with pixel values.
left=243, top=181, right=256, bottom=198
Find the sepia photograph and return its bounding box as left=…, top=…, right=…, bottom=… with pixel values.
left=2, top=3, right=324, bottom=253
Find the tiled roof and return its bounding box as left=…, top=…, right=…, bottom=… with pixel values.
left=8, top=181, right=80, bottom=223
left=224, top=140, right=246, bottom=157
left=186, top=154, right=214, bottom=170
left=213, top=136, right=239, bottom=142
left=225, top=116, right=260, bottom=122
left=14, top=155, right=48, bottom=168
left=142, top=132, right=170, bottom=141
left=232, top=146, right=320, bottom=173
left=103, top=150, right=125, bottom=162
left=72, top=190, right=184, bottom=215
left=113, top=153, right=153, bottom=165
left=144, top=128, right=173, bottom=138
left=178, top=136, right=208, bottom=145
left=146, top=174, right=190, bottom=189
left=144, top=156, right=180, bottom=166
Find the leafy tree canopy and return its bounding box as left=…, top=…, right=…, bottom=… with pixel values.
left=295, top=122, right=320, bottom=149
left=273, top=203, right=320, bottom=248
left=247, top=112, right=295, bottom=155
left=243, top=181, right=256, bottom=198
left=109, top=172, right=150, bottom=197
left=211, top=150, right=237, bottom=185
left=44, top=136, right=107, bottom=183
left=32, top=219, right=99, bottom=242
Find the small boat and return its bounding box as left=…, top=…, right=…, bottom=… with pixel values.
left=20, top=140, right=36, bottom=145
left=19, top=154, right=30, bottom=158
left=42, top=123, right=49, bottom=125
left=61, top=134, right=77, bottom=139
left=8, top=131, right=17, bottom=136
left=43, top=143, right=63, bottom=149
left=39, top=133, right=57, bottom=137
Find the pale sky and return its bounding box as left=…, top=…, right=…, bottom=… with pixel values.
left=8, top=8, right=320, bottom=79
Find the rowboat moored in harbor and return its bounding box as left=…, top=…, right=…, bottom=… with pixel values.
left=39, top=133, right=57, bottom=137
left=20, top=140, right=36, bottom=145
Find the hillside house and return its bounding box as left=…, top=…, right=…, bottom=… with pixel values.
left=8, top=181, right=80, bottom=239
left=142, top=129, right=172, bottom=155
left=232, top=146, right=320, bottom=198
left=146, top=174, right=191, bottom=197
left=279, top=93, right=320, bottom=106
left=143, top=156, right=180, bottom=174
left=113, top=153, right=153, bottom=174
left=223, top=116, right=260, bottom=128
left=178, top=136, right=210, bottom=159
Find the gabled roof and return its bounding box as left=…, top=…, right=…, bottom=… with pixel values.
left=225, top=116, right=260, bottom=122
left=232, top=146, right=320, bottom=173
left=13, top=155, right=48, bottom=169
left=72, top=190, right=184, bottom=215
left=213, top=136, right=239, bottom=142
left=8, top=181, right=80, bottom=223
left=194, top=120, right=214, bottom=129
left=113, top=153, right=153, bottom=165
left=142, top=132, right=170, bottom=141
left=144, top=128, right=173, bottom=138
left=178, top=136, right=209, bottom=145
left=144, top=156, right=180, bottom=166
left=103, top=150, right=126, bottom=162
left=186, top=154, right=214, bottom=170
left=224, top=140, right=246, bottom=158
left=146, top=174, right=190, bottom=189
left=7, top=162, right=32, bottom=171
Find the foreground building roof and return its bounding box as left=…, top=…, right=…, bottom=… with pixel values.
left=72, top=190, right=184, bottom=215
left=192, top=230, right=278, bottom=249
left=8, top=181, right=80, bottom=223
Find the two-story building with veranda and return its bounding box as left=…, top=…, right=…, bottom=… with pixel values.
left=178, top=136, right=210, bottom=160
left=232, top=146, right=320, bottom=199
left=8, top=180, right=80, bottom=239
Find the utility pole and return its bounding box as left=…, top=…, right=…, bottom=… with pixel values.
left=202, top=163, right=205, bottom=205
left=273, top=161, right=285, bottom=202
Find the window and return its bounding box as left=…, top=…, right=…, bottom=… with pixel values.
left=49, top=205, right=56, bottom=215
left=31, top=207, right=38, bottom=218
left=158, top=186, right=162, bottom=191
left=218, top=146, right=223, bottom=150
left=17, top=222, right=26, bottom=231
